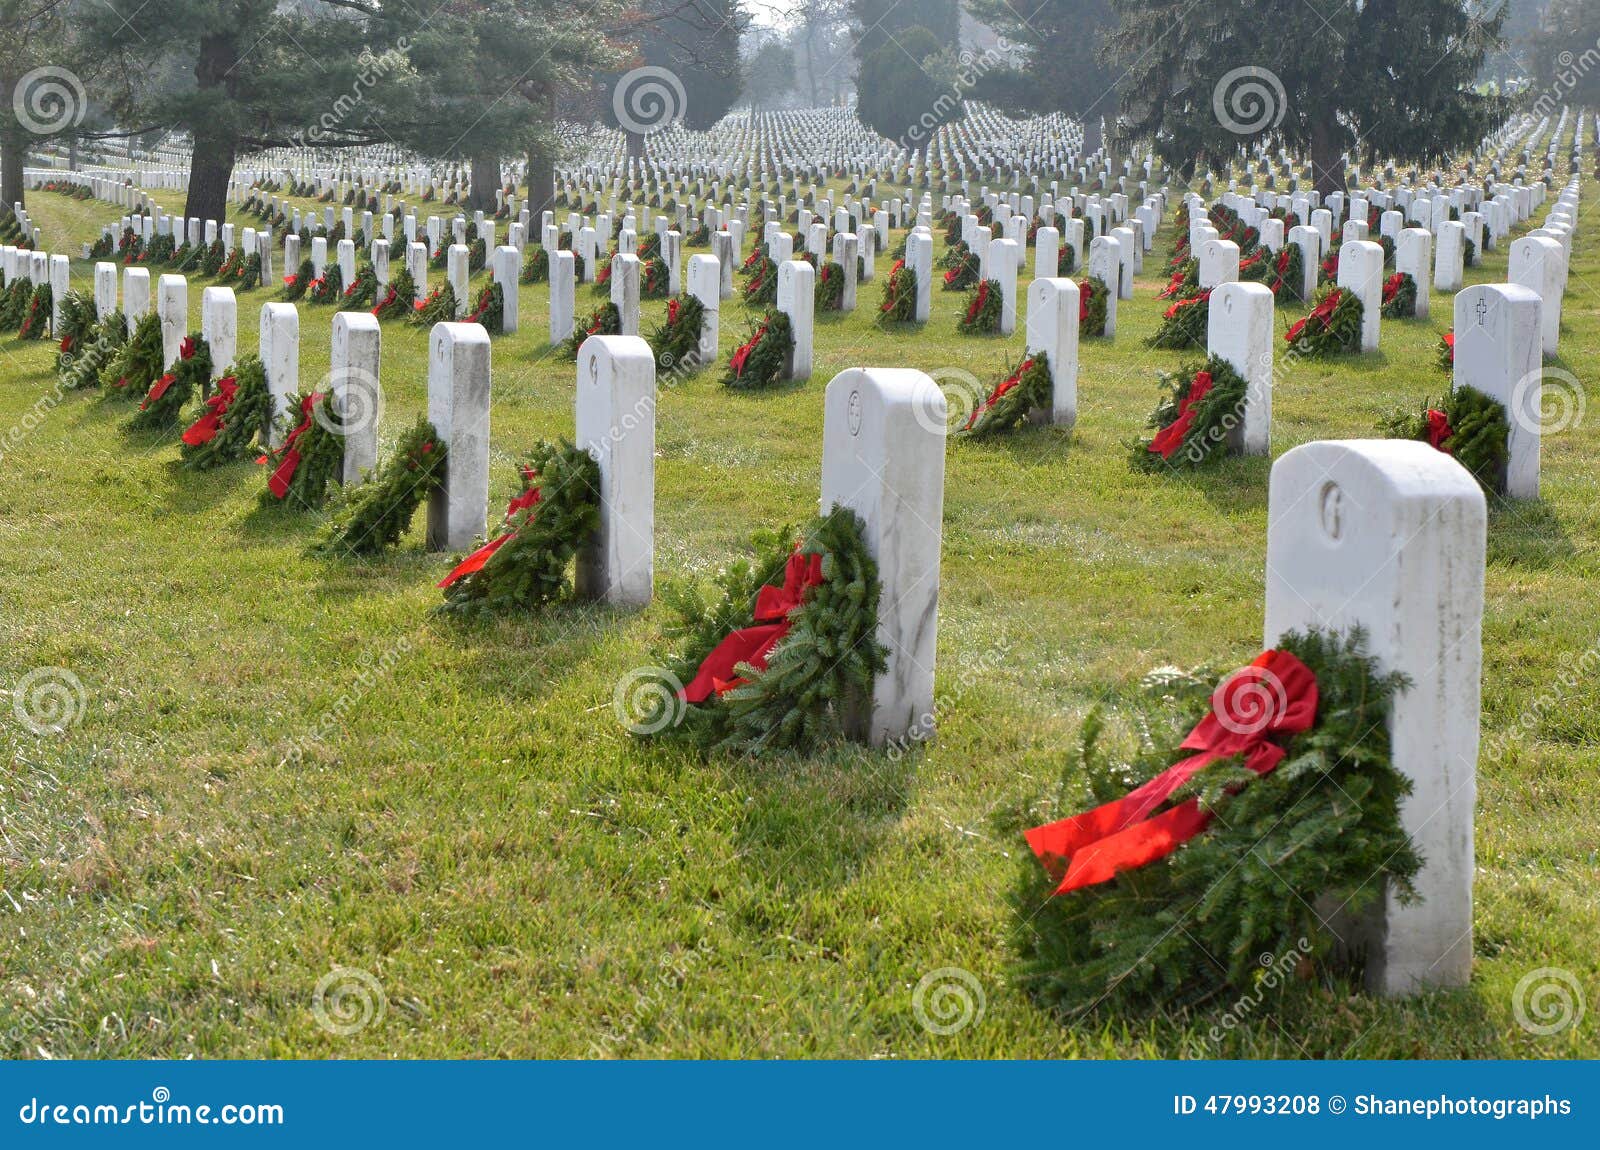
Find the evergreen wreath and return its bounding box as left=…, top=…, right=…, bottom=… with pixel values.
left=878, top=259, right=917, bottom=323
left=559, top=301, right=621, bottom=359
left=1436, top=331, right=1454, bottom=373
left=1146, top=288, right=1212, bottom=350
left=1379, top=384, right=1509, bottom=496
left=101, top=313, right=165, bottom=397
left=307, top=263, right=345, bottom=304
left=1131, top=355, right=1250, bottom=470
left=144, top=234, right=175, bottom=265
left=815, top=261, right=845, bottom=311
left=369, top=275, right=412, bottom=322
left=1158, top=258, right=1199, bottom=299
left=89, top=232, right=113, bottom=259
left=281, top=257, right=315, bottom=301
left=313, top=418, right=447, bottom=557
left=640, top=256, right=671, bottom=299
left=437, top=440, right=601, bottom=617
left=958, top=279, right=1003, bottom=334
left=180, top=354, right=272, bottom=470
left=1057, top=244, right=1077, bottom=276
left=1007, top=627, right=1419, bottom=1013
left=236, top=252, right=263, bottom=291
left=941, top=245, right=980, bottom=291
left=645, top=507, right=886, bottom=756
left=742, top=253, right=778, bottom=306
left=1318, top=244, right=1340, bottom=287
left=1380, top=271, right=1418, bottom=319
left=259, top=391, right=345, bottom=510
left=128, top=333, right=211, bottom=432
left=215, top=245, right=243, bottom=279
left=0, top=278, right=31, bottom=331
left=961, top=353, right=1052, bottom=437
left=53, top=290, right=97, bottom=372
left=18, top=283, right=53, bottom=340
left=521, top=246, right=549, bottom=283
left=466, top=282, right=505, bottom=334
left=340, top=263, right=380, bottom=310
left=1079, top=276, right=1108, bottom=338
left=637, top=232, right=663, bottom=262
left=408, top=282, right=458, bottom=327
left=1284, top=285, right=1363, bottom=357
left=63, top=310, right=126, bottom=390
left=648, top=294, right=706, bottom=370
left=723, top=311, right=793, bottom=389
left=1263, top=244, right=1304, bottom=301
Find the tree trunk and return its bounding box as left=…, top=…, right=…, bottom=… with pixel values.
left=68, top=135, right=79, bottom=172
left=468, top=153, right=499, bottom=212
left=525, top=144, right=556, bottom=218
left=1082, top=116, right=1103, bottom=156
left=1310, top=116, right=1346, bottom=199
left=185, top=33, right=239, bottom=223
left=626, top=129, right=646, bottom=163
left=0, top=128, right=27, bottom=211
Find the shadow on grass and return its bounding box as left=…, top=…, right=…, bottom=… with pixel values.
left=1488, top=497, right=1576, bottom=568
left=722, top=740, right=918, bottom=905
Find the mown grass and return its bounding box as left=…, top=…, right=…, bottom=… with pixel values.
left=1, top=127, right=1597, bottom=1059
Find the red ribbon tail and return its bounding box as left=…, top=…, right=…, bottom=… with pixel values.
left=438, top=531, right=517, bottom=588
left=679, top=622, right=791, bottom=703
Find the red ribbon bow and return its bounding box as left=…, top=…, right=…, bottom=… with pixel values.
left=1145, top=371, right=1214, bottom=459
left=1382, top=273, right=1405, bottom=303
left=182, top=375, right=239, bottom=446
left=730, top=322, right=768, bottom=378
left=438, top=472, right=543, bottom=588
left=141, top=372, right=177, bottom=409
left=963, top=358, right=1033, bottom=431
left=259, top=393, right=322, bottom=499
left=680, top=548, right=826, bottom=703
left=1025, top=649, right=1318, bottom=894
left=1425, top=408, right=1453, bottom=452
left=1285, top=289, right=1343, bottom=344
left=179, top=335, right=198, bottom=360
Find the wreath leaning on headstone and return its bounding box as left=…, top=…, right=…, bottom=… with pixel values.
left=1006, top=627, right=1420, bottom=1014
left=877, top=259, right=917, bottom=323
left=1283, top=285, right=1363, bottom=357
left=436, top=440, right=601, bottom=617
left=723, top=310, right=792, bottom=389
left=648, top=294, right=706, bottom=371
left=1379, top=384, right=1509, bottom=496
left=180, top=354, right=272, bottom=470
left=1131, top=355, right=1250, bottom=471
left=101, top=312, right=165, bottom=397
left=258, top=392, right=344, bottom=511
left=408, top=282, right=458, bottom=327
left=1078, top=276, right=1109, bottom=338
left=1380, top=272, right=1418, bottom=319
left=638, top=506, right=885, bottom=757
left=960, top=353, right=1053, bottom=438
left=127, top=333, right=211, bottom=432
left=559, top=301, right=621, bottom=360
left=958, top=279, right=1003, bottom=335
left=314, top=417, right=447, bottom=557
left=1146, top=288, right=1212, bottom=350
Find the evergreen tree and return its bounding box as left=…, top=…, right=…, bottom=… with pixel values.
left=0, top=0, right=105, bottom=210
left=743, top=39, right=797, bottom=110
left=965, top=0, right=1121, bottom=152
left=855, top=25, right=965, bottom=150
left=1107, top=0, right=1508, bottom=194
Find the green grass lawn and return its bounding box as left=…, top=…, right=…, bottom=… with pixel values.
left=1, top=137, right=1596, bottom=1059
